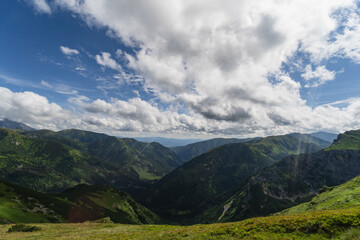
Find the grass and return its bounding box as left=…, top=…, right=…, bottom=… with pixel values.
left=326, top=130, right=360, bottom=151
left=2, top=206, right=360, bottom=239
left=279, top=174, right=360, bottom=215
left=7, top=224, right=41, bottom=233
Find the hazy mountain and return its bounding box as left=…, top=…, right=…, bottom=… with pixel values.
left=309, top=131, right=338, bottom=143
left=170, top=137, right=260, bottom=162
left=0, top=119, right=35, bottom=131
left=0, top=181, right=160, bottom=224
left=138, top=133, right=327, bottom=222
left=134, top=137, right=202, bottom=147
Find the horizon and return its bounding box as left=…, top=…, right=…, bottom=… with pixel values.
left=1, top=1, right=360, bottom=139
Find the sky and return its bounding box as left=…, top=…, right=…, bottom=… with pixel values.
left=1, top=0, right=360, bottom=138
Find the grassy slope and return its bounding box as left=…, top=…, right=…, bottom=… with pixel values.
left=279, top=174, right=360, bottom=215
left=198, top=147, right=360, bottom=223
left=0, top=182, right=69, bottom=224
left=0, top=182, right=160, bottom=224
left=326, top=130, right=360, bottom=151
left=2, top=206, right=360, bottom=239
left=0, top=128, right=138, bottom=193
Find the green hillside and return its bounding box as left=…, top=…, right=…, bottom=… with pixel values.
left=26, top=129, right=182, bottom=189
left=139, top=134, right=326, bottom=223
left=0, top=128, right=122, bottom=192
left=3, top=206, right=360, bottom=239
left=279, top=174, right=360, bottom=215
left=326, top=130, right=360, bottom=151
left=0, top=127, right=182, bottom=193
left=0, top=181, right=69, bottom=224
left=202, top=149, right=360, bottom=223
left=0, top=181, right=160, bottom=224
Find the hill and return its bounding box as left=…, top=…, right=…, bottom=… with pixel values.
left=170, top=137, right=259, bottom=162
left=201, top=148, right=360, bottom=223
left=139, top=134, right=327, bottom=223
left=0, top=181, right=160, bottom=224
left=326, top=129, right=360, bottom=151
left=0, top=119, right=35, bottom=131
left=278, top=174, right=360, bottom=215
left=31, top=129, right=182, bottom=181
left=2, top=206, right=360, bottom=239
left=0, top=128, right=178, bottom=193
left=19, top=128, right=182, bottom=192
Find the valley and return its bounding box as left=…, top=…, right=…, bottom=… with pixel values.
left=1, top=121, right=360, bottom=239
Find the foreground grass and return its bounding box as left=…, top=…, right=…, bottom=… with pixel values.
left=2, top=206, right=360, bottom=239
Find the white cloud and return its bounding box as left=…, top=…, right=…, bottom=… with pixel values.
left=2, top=86, right=360, bottom=138
left=41, top=80, right=52, bottom=88
left=95, top=52, right=122, bottom=71
left=60, top=46, right=79, bottom=55
left=301, top=65, right=337, bottom=87
left=0, top=87, right=71, bottom=129
left=23, top=0, right=360, bottom=136
left=30, top=0, right=51, bottom=14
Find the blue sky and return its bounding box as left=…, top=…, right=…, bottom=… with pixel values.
left=1, top=0, right=360, bottom=138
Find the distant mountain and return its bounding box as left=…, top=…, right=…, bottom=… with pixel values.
left=170, top=137, right=260, bottom=162
left=134, top=137, right=202, bottom=147
left=309, top=131, right=338, bottom=143
left=138, top=133, right=327, bottom=223
left=0, top=181, right=160, bottom=224
left=0, top=128, right=182, bottom=193
left=326, top=129, right=360, bottom=151
left=278, top=174, right=360, bottom=215
left=0, top=119, right=35, bottom=131
left=201, top=148, right=360, bottom=223
left=288, top=132, right=332, bottom=148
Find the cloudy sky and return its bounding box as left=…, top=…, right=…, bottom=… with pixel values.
left=1, top=0, right=360, bottom=138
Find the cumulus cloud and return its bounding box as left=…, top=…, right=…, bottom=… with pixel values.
left=60, top=46, right=79, bottom=55
left=301, top=65, right=337, bottom=87
left=2, top=86, right=360, bottom=138
left=0, top=87, right=71, bottom=129
left=18, top=0, right=360, bottom=136
left=30, top=0, right=51, bottom=14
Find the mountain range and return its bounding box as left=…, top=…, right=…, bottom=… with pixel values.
left=137, top=133, right=331, bottom=223
left=3, top=119, right=360, bottom=232
left=196, top=130, right=360, bottom=223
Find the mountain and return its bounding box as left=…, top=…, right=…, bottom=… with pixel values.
left=326, top=129, right=360, bottom=151
left=0, top=128, right=133, bottom=192
left=134, top=137, right=202, bottom=147
left=202, top=148, right=360, bottom=223
left=0, top=181, right=160, bottom=224
left=170, top=137, right=260, bottom=162
left=310, top=131, right=338, bottom=143
left=288, top=132, right=331, bottom=149
left=22, top=129, right=183, bottom=192
left=0, top=119, right=35, bottom=131
left=138, top=134, right=327, bottom=223
left=278, top=174, right=360, bottom=215
left=0, top=128, right=182, bottom=193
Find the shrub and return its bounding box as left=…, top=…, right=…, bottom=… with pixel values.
left=7, top=224, right=41, bottom=233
